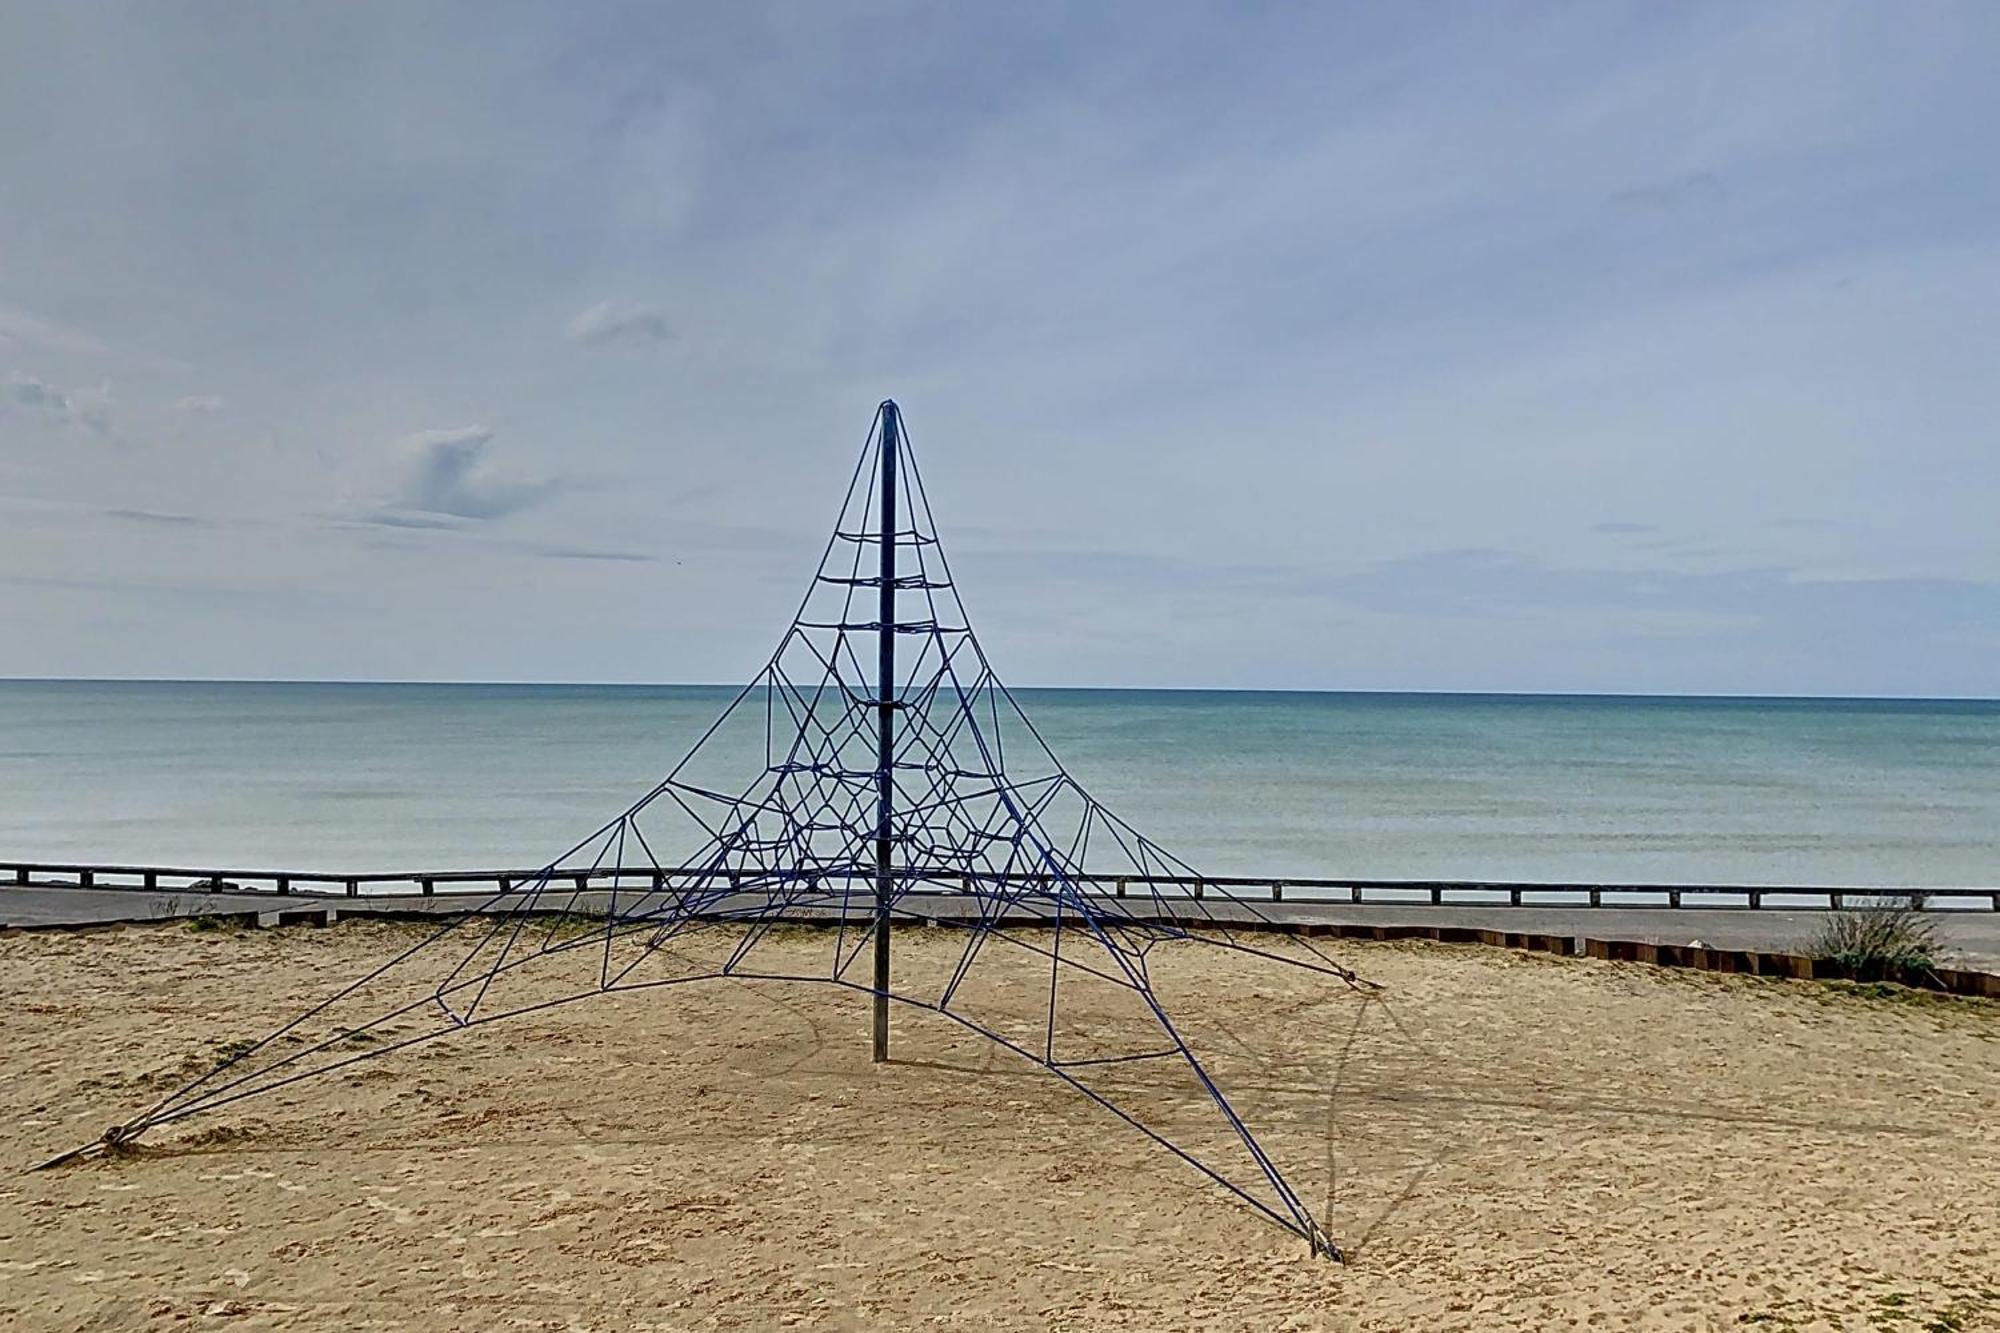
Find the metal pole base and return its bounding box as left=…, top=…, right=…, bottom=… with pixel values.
left=871, top=918, right=891, bottom=1061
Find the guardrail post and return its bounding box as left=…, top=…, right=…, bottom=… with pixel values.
left=79, top=869, right=94, bottom=888
left=143, top=870, right=157, bottom=890
left=1429, top=885, right=1442, bottom=905
left=1588, top=888, right=1601, bottom=906
left=420, top=878, right=434, bottom=896
left=1668, top=889, right=1681, bottom=908
left=274, top=877, right=289, bottom=895
left=345, top=878, right=358, bottom=898
left=13, top=866, right=25, bottom=885
left=1193, top=879, right=1203, bottom=901
left=1349, top=884, right=1360, bottom=904
left=1509, top=886, right=1521, bottom=906
left=1748, top=891, right=1762, bottom=909
left=498, top=877, right=512, bottom=893
left=573, top=875, right=589, bottom=893
left=1114, top=876, right=1126, bottom=898
left=1831, top=892, right=1844, bottom=911
left=1271, top=882, right=1282, bottom=902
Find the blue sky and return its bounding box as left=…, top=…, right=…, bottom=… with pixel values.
left=2, top=2, right=1995, bottom=694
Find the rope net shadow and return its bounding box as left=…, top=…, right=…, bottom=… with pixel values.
left=49, top=401, right=1376, bottom=1258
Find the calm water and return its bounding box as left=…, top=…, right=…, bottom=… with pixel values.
left=1, top=681, right=1997, bottom=887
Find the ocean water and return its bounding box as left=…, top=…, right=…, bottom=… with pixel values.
left=1, top=680, right=1997, bottom=887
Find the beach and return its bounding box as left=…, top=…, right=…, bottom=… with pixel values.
left=3, top=920, right=1995, bottom=1331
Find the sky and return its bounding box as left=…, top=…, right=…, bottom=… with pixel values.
left=2, top=2, right=1996, bottom=695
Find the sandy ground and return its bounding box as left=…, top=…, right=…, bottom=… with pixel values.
left=1, top=919, right=1995, bottom=1332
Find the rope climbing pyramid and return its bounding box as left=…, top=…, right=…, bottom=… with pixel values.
left=47, top=400, right=1373, bottom=1257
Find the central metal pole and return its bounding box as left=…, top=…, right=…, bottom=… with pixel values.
left=872, top=400, right=898, bottom=1062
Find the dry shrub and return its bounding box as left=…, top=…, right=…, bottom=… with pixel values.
left=1806, top=897, right=1942, bottom=982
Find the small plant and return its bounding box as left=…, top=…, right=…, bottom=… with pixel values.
left=1806, top=897, right=1942, bottom=983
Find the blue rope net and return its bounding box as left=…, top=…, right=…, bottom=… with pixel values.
left=61, top=402, right=1375, bottom=1258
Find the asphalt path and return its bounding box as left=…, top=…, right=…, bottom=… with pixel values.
left=8, top=884, right=1995, bottom=967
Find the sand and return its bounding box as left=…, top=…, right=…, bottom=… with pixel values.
left=1, top=919, right=1995, bottom=1331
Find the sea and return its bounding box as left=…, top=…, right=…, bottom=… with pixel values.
left=1, top=680, right=1997, bottom=888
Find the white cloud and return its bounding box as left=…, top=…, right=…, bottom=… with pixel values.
left=174, top=394, right=224, bottom=413
left=8, top=374, right=69, bottom=412
left=6, top=372, right=111, bottom=433
left=1608, top=171, right=1726, bottom=215
left=104, top=507, right=207, bottom=526
left=0, top=305, right=113, bottom=358
left=386, top=426, right=558, bottom=521
left=2, top=5, right=1995, bottom=691
left=0, top=303, right=188, bottom=373
left=565, top=300, right=671, bottom=347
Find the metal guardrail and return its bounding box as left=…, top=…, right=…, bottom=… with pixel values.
left=4, top=860, right=1997, bottom=911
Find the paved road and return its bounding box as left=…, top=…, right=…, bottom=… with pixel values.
left=8, top=884, right=1996, bottom=968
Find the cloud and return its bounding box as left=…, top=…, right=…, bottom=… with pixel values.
left=1608, top=171, right=1726, bottom=215
left=9, top=375, right=68, bottom=412
left=1, top=6, right=1993, bottom=692
left=532, top=544, right=656, bottom=562
left=174, top=394, right=224, bottom=413
left=0, top=303, right=186, bottom=372
left=0, top=304, right=113, bottom=358
left=1592, top=521, right=1659, bottom=535
left=361, top=511, right=467, bottom=531
left=383, top=426, right=558, bottom=521
left=565, top=300, right=671, bottom=347
left=1314, top=548, right=2000, bottom=643
left=104, top=507, right=207, bottom=526
left=5, top=373, right=111, bottom=433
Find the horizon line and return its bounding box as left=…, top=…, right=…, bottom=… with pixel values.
left=3, top=675, right=1996, bottom=705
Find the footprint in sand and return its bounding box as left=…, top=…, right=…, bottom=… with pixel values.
left=363, top=1194, right=418, bottom=1224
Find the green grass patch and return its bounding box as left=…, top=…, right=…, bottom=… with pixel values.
left=1804, top=899, right=1942, bottom=983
